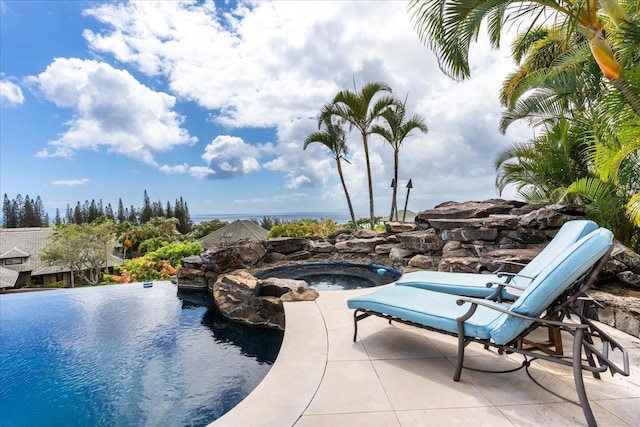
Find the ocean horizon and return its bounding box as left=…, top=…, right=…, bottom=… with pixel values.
left=191, top=212, right=368, bottom=225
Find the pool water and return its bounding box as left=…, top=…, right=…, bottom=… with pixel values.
left=0, top=282, right=283, bottom=427
left=256, top=262, right=400, bottom=291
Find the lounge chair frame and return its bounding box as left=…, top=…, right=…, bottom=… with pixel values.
left=352, top=247, right=629, bottom=427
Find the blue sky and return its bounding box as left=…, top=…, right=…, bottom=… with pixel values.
left=1, top=0, right=528, bottom=218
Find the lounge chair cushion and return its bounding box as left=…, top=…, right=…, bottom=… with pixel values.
left=490, top=228, right=613, bottom=344
left=346, top=285, right=505, bottom=339
left=348, top=228, right=613, bottom=346
left=395, top=220, right=599, bottom=298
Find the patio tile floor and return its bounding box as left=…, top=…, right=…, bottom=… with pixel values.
left=213, top=288, right=640, bottom=426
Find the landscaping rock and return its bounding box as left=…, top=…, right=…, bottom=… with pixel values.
left=178, top=200, right=640, bottom=336
left=335, top=237, right=387, bottom=253
left=176, top=267, right=207, bottom=291
left=397, top=229, right=443, bottom=253
left=406, top=255, right=441, bottom=271
left=385, top=221, right=417, bottom=233
left=201, top=241, right=266, bottom=273
left=307, top=240, right=335, bottom=253
left=440, top=227, right=498, bottom=242
left=263, top=237, right=307, bottom=254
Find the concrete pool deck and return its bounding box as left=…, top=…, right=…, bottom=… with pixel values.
left=213, top=287, right=640, bottom=426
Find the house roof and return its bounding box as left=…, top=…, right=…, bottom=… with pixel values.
left=0, top=266, right=20, bottom=288
left=0, top=246, right=30, bottom=259
left=199, top=220, right=268, bottom=248
left=0, top=227, right=123, bottom=279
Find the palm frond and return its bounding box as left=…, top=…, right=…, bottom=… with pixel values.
left=626, top=192, right=640, bottom=226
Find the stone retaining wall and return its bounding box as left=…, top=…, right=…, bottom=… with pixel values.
left=177, top=200, right=640, bottom=336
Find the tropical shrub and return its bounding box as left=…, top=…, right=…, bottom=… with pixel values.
left=267, top=218, right=339, bottom=238
left=112, top=240, right=201, bottom=283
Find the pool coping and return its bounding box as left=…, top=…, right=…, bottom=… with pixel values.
left=211, top=300, right=327, bottom=426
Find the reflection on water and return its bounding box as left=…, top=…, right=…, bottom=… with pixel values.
left=0, top=282, right=283, bottom=427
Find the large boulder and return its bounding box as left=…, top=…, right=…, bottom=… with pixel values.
left=201, top=241, right=266, bottom=273
left=176, top=267, right=207, bottom=291
left=257, top=277, right=319, bottom=301
left=384, top=222, right=417, bottom=233
left=264, top=237, right=307, bottom=255
left=416, top=199, right=521, bottom=223
left=212, top=271, right=319, bottom=329
left=397, top=229, right=444, bottom=253
left=213, top=270, right=282, bottom=328
left=519, top=204, right=586, bottom=228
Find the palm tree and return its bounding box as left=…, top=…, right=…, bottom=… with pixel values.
left=322, top=82, right=398, bottom=229
left=408, top=0, right=640, bottom=115
left=495, top=118, right=592, bottom=202
left=495, top=20, right=640, bottom=245
left=371, top=101, right=428, bottom=221
left=304, top=113, right=359, bottom=229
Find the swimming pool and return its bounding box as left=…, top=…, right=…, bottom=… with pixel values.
left=0, top=282, right=283, bottom=426
left=255, top=262, right=400, bottom=291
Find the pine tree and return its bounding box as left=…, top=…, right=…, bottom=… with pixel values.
left=105, top=203, right=114, bottom=220
left=140, top=190, right=153, bottom=224
left=88, top=199, right=99, bottom=223
left=3, top=194, right=18, bottom=227
left=22, top=196, right=36, bottom=227
left=35, top=196, right=47, bottom=226
left=127, top=205, right=137, bottom=223
left=165, top=201, right=174, bottom=219
left=55, top=208, right=62, bottom=226
left=66, top=204, right=73, bottom=224
left=14, top=194, right=24, bottom=226
left=117, top=198, right=126, bottom=223
left=74, top=202, right=83, bottom=224
left=152, top=200, right=165, bottom=218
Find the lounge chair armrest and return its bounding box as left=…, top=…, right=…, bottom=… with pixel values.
left=485, top=281, right=527, bottom=291
left=455, top=296, right=589, bottom=330
left=484, top=281, right=526, bottom=302
left=495, top=271, right=536, bottom=281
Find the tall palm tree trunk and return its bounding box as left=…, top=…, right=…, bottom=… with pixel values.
left=391, top=149, right=400, bottom=221
left=362, top=132, right=375, bottom=229
left=336, top=159, right=358, bottom=230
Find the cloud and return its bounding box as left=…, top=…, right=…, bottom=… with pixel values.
left=51, top=178, right=90, bottom=186
left=29, top=58, right=197, bottom=165
left=82, top=1, right=526, bottom=209
left=189, top=135, right=261, bottom=179
left=159, top=163, right=189, bottom=174
left=0, top=77, right=24, bottom=107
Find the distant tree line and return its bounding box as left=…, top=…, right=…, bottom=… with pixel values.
left=2, top=194, right=49, bottom=228
left=2, top=190, right=193, bottom=234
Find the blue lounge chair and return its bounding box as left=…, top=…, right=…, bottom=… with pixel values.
left=347, top=228, right=629, bottom=427
left=396, top=219, right=599, bottom=301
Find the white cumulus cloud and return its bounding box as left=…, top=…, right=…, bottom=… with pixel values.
left=0, top=78, right=24, bottom=107
left=81, top=1, right=528, bottom=209
left=159, top=163, right=190, bottom=174
left=189, top=135, right=261, bottom=179
left=29, top=58, right=196, bottom=165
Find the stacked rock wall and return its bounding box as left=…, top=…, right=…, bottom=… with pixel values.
left=177, top=200, right=640, bottom=336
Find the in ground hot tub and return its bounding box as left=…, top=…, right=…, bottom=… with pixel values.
left=255, top=262, right=400, bottom=291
